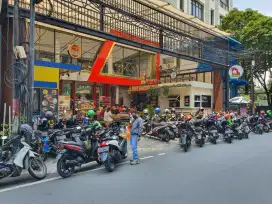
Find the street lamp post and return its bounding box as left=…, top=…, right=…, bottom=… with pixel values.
left=251, top=60, right=255, bottom=114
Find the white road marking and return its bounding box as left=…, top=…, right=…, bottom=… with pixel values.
left=140, top=156, right=154, bottom=160
left=158, top=153, right=166, bottom=156
left=0, top=155, right=154, bottom=193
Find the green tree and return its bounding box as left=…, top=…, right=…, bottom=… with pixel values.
left=221, top=9, right=272, bottom=106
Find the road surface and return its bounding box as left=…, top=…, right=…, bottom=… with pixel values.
left=1, top=133, right=272, bottom=204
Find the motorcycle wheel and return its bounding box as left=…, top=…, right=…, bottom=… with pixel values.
left=263, top=126, right=270, bottom=133
left=238, top=134, right=243, bottom=140
left=40, top=152, right=48, bottom=162
left=95, top=158, right=102, bottom=165
left=162, top=132, right=170, bottom=142
left=244, top=132, right=249, bottom=139
left=104, top=151, right=116, bottom=172
left=183, top=144, right=188, bottom=152
left=228, top=137, right=232, bottom=144
left=213, top=139, right=217, bottom=144
left=57, top=155, right=75, bottom=178
left=28, top=157, right=47, bottom=180
left=259, top=129, right=263, bottom=135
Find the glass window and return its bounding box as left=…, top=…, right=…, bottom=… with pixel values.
left=76, top=84, right=93, bottom=100
left=210, top=10, right=214, bottom=25
left=62, top=83, right=72, bottom=96
left=202, top=95, right=211, bottom=108
left=81, top=38, right=102, bottom=71
left=180, top=0, right=184, bottom=11
left=220, top=0, right=229, bottom=10
left=109, top=45, right=155, bottom=79
left=33, top=26, right=55, bottom=61
left=191, top=0, right=203, bottom=21
left=55, top=31, right=81, bottom=65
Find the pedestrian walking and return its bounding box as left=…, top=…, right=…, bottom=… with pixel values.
left=130, top=110, right=143, bottom=165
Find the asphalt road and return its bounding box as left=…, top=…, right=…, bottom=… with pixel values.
left=1, top=133, right=272, bottom=204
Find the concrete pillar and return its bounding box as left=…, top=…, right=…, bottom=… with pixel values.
left=55, top=35, right=60, bottom=63
left=213, top=70, right=223, bottom=111
left=115, top=85, right=119, bottom=105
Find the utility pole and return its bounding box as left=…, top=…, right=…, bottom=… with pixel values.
left=27, top=0, right=35, bottom=124
left=251, top=60, right=255, bottom=114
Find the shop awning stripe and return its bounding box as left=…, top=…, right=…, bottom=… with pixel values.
left=34, top=60, right=81, bottom=71
left=34, top=81, right=58, bottom=89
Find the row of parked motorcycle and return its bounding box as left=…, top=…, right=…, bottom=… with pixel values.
left=141, top=108, right=271, bottom=152
left=0, top=109, right=271, bottom=182
left=0, top=112, right=129, bottom=181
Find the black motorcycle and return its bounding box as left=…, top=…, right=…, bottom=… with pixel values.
left=190, top=119, right=206, bottom=147
left=177, top=122, right=192, bottom=152
left=150, top=122, right=175, bottom=142
left=56, top=126, right=103, bottom=178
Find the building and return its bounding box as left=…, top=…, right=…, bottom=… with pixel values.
left=0, top=0, right=239, bottom=122
left=161, top=0, right=233, bottom=25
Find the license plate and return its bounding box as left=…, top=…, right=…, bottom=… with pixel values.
left=98, top=146, right=109, bottom=153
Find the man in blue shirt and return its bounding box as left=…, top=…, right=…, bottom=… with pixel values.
left=130, top=110, right=143, bottom=165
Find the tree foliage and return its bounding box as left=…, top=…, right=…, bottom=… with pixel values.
left=221, top=8, right=272, bottom=106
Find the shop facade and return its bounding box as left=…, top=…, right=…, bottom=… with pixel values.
left=1, top=0, right=236, bottom=122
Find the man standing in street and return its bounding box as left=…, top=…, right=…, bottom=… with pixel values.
left=130, top=110, right=143, bottom=165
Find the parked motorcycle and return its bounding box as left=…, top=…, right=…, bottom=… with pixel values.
left=97, top=127, right=128, bottom=172
left=56, top=126, right=103, bottom=178
left=150, top=123, right=174, bottom=142
left=0, top=135, right=47, bottom=180
left=190, top=119, right=206, bottom=147
left=177, top=122, right=192, bottom=152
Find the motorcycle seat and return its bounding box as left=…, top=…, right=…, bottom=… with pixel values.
left=194, top=127, right=202, bottom=133
left=62, top=140, right=84, bottom=147
left=152, top=122, right=167, bottom=127
left=209, top=129, right=218, bottom=134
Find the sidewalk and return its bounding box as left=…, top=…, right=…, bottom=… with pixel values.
left=46, top=136, right=177, bottom=174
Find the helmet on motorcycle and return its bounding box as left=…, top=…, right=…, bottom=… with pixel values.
left=155, top=107, right=161, bottom=114
left=164, top=109, right=170, bottom=114
left=230, top=113, right=234, bottom=118
left=260, top=110, right=265, bottom=115
left=171, top=108, right=176, bottom=113
left=161, top=114, right=166, bottom=119
left=184, top=115, right=192, bottom=121
left=224, top=114, right=230, bottom=119
left=45, top=111, right=53, bottom=120
left=200, top=107, right=204, bottom=111
left=87, top=110, right=95, bottom=118
left=143, top=109, right=149, bottom=114
left=267, top=110, right=272, bottom=117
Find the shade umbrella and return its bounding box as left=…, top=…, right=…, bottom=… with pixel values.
left=229, top=96, right=251, bottom=104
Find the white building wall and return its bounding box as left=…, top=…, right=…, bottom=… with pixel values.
left=161, top=0, right=233, bottom=25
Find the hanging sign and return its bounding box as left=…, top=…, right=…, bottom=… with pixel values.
left=68, top=44, right=81, bottom=59
left=229, top=65, right=244, bottom=79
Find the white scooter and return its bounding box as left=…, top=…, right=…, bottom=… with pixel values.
left=0, top=135, right=47, bottom=180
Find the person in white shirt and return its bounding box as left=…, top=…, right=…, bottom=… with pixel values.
left=104, top=107, right=113, bottom=125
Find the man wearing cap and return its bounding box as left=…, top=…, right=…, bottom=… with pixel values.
left=130, top=110, right=143, bottom=165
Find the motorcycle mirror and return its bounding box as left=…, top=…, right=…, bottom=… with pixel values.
left=1, top=136, right=7, bottom=140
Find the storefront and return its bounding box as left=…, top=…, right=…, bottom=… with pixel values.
left=158, top=81, right=213, bottom=113
left=1, top=0, right=236, bottom=124
left=30, top=22, right=159, bottom=119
